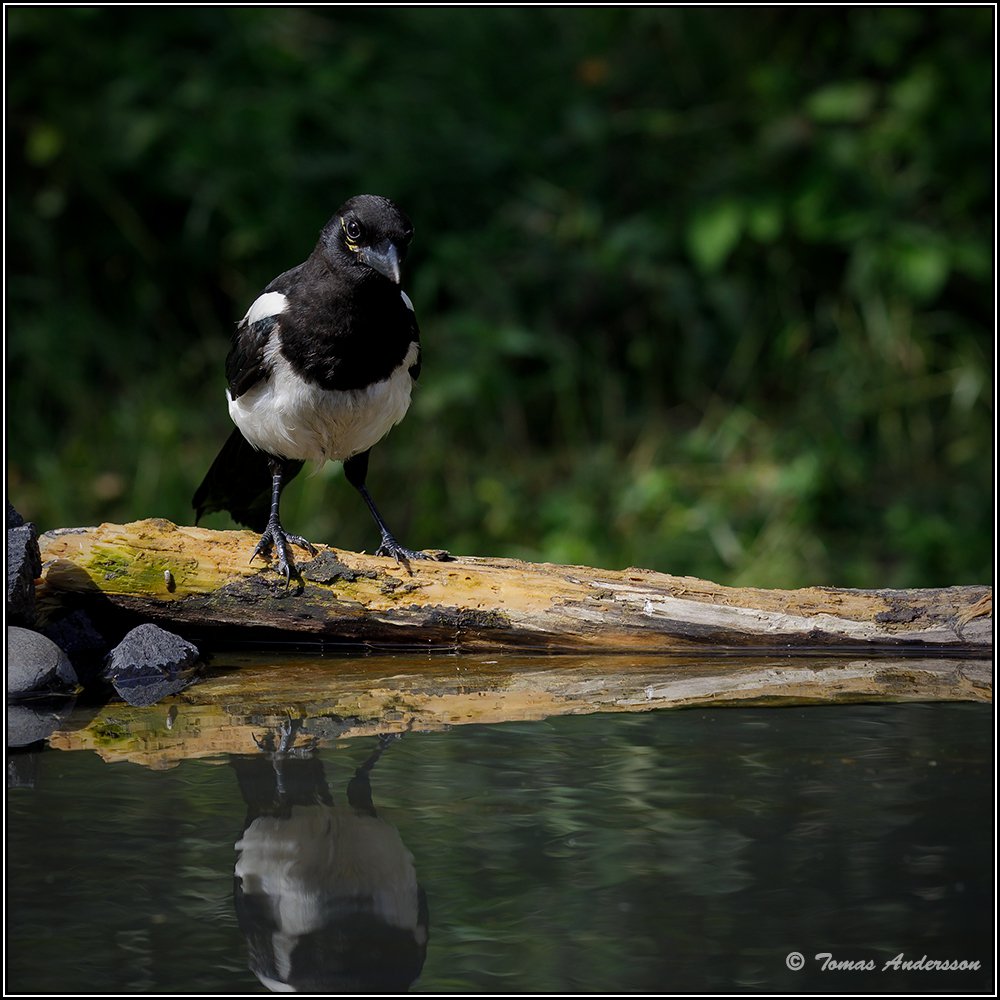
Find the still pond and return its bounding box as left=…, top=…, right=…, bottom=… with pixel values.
left=5, top=662, right=993, bottom=994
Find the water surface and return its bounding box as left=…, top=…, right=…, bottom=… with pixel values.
left=6, top=702, right=993, bottom=993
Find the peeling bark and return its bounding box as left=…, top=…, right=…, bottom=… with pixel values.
left=37, top=519, right=992, bottom=654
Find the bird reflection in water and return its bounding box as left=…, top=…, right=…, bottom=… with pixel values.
left=232, top=722, right=428, bottom=993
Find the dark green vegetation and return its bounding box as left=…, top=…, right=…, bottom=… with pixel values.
left=7, top=8, right=992, bottom=588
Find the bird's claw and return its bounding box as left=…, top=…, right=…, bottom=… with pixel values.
left=375, top=533, right=450, bottom=572
left=253, top=715, right=318, bottom=757
left=251, top=520, right=318, bottom=586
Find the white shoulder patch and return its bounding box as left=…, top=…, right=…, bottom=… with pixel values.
left=400, top=290, right=414, bottom=313
left=242, top=291, right=288, bottom=326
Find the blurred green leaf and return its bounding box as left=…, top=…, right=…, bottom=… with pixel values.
left=746, top=202, right=782, bottom=243
left=26, top=122, right=62, bottom=164
left=891, top=242, right=950, bottom=301
left=889, top=67, right=937, bottom=116
left=806, top=80, right=877, bottom=122
left=686, top=201, right=743, bottom=273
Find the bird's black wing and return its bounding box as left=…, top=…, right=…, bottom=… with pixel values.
left=195, top=265, right=311, bottom=528
left=192, top=426, right=304, bottom=532
left=226, top=264, right=305, bottom=400
left=226, top=316, right=276, bottom=400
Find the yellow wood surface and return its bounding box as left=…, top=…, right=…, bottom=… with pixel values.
left=37, top=520, right=993, bottom=653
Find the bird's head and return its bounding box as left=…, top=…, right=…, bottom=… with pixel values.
left=321, top=194, right=414, bottom=285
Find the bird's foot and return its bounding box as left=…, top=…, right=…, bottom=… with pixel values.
left=376, top=532, right=451, bottom=572
left=251, top=519, right=318, bottom=585
left=253, top=715, right=318, bottom=757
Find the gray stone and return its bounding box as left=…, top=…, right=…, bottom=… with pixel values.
left=7, top=626, right=78, bottom=699
left=7, top=501, right=25, bottom=528
left=104, top=623, right=201, bottom=707
left=104, top=623, right=201, bottom=677
left=7, top=523, right=42, bottom=626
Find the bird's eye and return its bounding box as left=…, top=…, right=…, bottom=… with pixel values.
left=345, top=219, right=363, bottom=243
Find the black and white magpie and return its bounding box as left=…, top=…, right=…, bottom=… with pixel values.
left=193, top=194, right=439, bottom=581
left=232, top=733, right=428, bottom=992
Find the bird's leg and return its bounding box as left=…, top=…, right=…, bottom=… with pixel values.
left=251, top=457, right=318, bottom=583
left=346, top=734, right=401, bottom=816
left=357, top=483, right=428, bottom=567
left=343, top=450, right=439, bottom=569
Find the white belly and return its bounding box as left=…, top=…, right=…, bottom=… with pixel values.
left=229, top=341, right=418, bottom=463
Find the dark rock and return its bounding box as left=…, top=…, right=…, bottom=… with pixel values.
left=104, top=623, right=201, bottom=677
left=7, top=523, right=42, bottom=626
left=104, top=623, right=201, bottom=707
left=8, top=699, right=77, bottom=749
left=7, top=501, right=25, bottom=528
left=43, top=611, right=110, bottom=683
left=7, top=626, right=78, bottom=699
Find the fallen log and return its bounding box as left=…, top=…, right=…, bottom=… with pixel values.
left=36, top=519, right=992, bottom=654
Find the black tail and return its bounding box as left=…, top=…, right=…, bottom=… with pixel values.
left=192, top=428, right=304, bottom=533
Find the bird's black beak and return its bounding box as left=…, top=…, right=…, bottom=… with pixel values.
left=359, top=242, right=402, bottom=284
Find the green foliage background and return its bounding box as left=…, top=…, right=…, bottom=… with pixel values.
left=7, top=8, right=993, bottom=587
